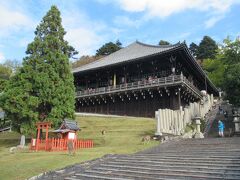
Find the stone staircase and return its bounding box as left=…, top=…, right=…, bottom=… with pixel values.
left=39, top=137, right=240, bottom=180
left=204, top=100, right=235, bottom=138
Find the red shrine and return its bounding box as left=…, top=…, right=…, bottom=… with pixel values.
left=30, top=120, right=93, bottom=151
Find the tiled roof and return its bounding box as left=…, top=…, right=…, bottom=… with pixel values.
left=61, top=119, right=79, bottom=131
left=72, top=41, right=182, bottom=73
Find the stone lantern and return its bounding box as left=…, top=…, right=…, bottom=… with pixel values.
left=194, top=116, right=204, bottom=138
left=233, top=113, right=240, bottom=136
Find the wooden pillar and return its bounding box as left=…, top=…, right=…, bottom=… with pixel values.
left=113, top=73, right=116, bottom=87
left=45, top=124, right=49, bottom=151
left=85, top=77, right=88, bottom=89
left=36, top=125, right=40, bottom=151
left=107, top=98, right=109, bottom=114
left=178, top=89, right=181, bottom=110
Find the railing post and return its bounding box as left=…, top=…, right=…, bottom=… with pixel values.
left=180, top=73, right=183, bottom=81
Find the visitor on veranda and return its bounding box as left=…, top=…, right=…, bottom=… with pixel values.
left=218, top=120, right=225, bottom=137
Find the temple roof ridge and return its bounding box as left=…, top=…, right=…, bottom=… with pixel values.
left=72, top=41, right=182, bottom=74
left=135, top=40, right=181, bottom=48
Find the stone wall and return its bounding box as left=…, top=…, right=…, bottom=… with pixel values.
left=155, top=93, right=214, bottom=136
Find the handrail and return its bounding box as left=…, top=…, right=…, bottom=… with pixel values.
left=76, top=75, right=202, bottom=98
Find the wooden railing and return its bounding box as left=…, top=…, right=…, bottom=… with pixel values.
left=76, top=75, right=202, bottom=98
left=30, top=138, right=94, bottom=151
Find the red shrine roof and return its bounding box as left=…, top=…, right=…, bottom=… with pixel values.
left=52, top=119, right=80, bottom=133
left=72, top=41, right=182, bottom=73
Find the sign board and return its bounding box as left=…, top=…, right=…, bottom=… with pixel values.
left=32, top=139, right=36, bottom=146
left=68, top=132, right=75, bottom=140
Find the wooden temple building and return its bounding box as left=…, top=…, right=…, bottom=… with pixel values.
left=73, top=41, right=218, bottom=117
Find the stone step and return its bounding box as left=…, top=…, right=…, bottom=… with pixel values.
left=107, top=159, right=240, bottom=168
left=168, top=144, right=239, bottom=147
left=133, top=154, right=240, bottom=159
left=100, top=162, right=240, bottom=172
left=92, top=166, right=240, bottom=178
left=140, top=150, right=240, bottom=154
left=149, top=145, right=240, bottom=148
left=39, top=137, right=240, bottom=180
left=99, top=163, right=240, bottom=174
left=115, top=157, right=240, bottom=165
left=74, top=170, right=172, bottom=180
left=72, top=173, right=131, bottom=180
left=83, top=168, right=239, bottom=180
left=65, top=177, right=82, bottom=180
left=138, top=152, right=240, bottom=156
left=130, top=155, right=240, bottom=161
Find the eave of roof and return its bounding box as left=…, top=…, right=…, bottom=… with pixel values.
left=180, top=43, right=219, bottom=94
left=72, top=41, right=182, bottom=74
left=59, top=119, right=80, bottom=131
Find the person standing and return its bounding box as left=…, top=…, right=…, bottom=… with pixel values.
left=218, top=120, right=225, bottom=137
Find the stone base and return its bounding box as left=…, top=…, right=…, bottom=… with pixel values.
left=152, top=135, right=162, bottom=140
left=182, top=131, right=193, bottom=139
left=234, top=131, right=240, bottom=137
left=194, top=132, right=204, bottom=139
left=155, top=132, right=162, bottom=136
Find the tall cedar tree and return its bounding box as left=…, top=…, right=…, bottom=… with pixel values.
left=197, top=36, right=218, bottom=59
left=0, top=6, right=77, bottom=134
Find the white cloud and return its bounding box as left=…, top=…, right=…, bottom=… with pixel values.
left=62, top=10, right=112, bottom=56
left=205, top=15, right=224, bottom=29
left=114, top=16, right=143, bottom=28
left=0, top=52, right=5, bottom=63
left=117, top=0, right=240, bottom=18
left=178, top=32, right=191, bottom=39
left=65, top=28, right=103, bottom=55
left=0, top=4, right=34, bottom=34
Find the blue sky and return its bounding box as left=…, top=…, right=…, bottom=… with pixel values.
left=0, top=0, right=240, bottom=63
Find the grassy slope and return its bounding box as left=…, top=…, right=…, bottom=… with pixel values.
left=0, top=116, right=159, bottom=180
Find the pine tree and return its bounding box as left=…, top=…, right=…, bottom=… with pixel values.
left=197, top=36, right=218, bottom=59
left=0, top=6, right=77, bottom=134
left=158, top=40, right=171, bottom=45
left=96, top=40, right=122, bottom=56
left=189, top=42, right=199, bottom=58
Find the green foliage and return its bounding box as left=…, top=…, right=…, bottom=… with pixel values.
left=3, top=59, right=21, bottom=73
left=158, top=40, right=171, bottom=45
left=197, top=36, right=218, bottom=59
left=221, top=37, right=240, bottom=64
left=220, top=37, right=240, bottom=106
left=0, top=6, right=77, bottom=134
left=0, top=64, right=12, bottom=92
left=184, top=123, right=196, bottom=133
left=223, top=64, right=240, bottom=105
left=0, top=64, right=12, bottom=80
left=200, top=119, right=206, bottom=132
left=202, top=58, right=225, bottom=88
left=96, top=40, right=122, bottom=56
